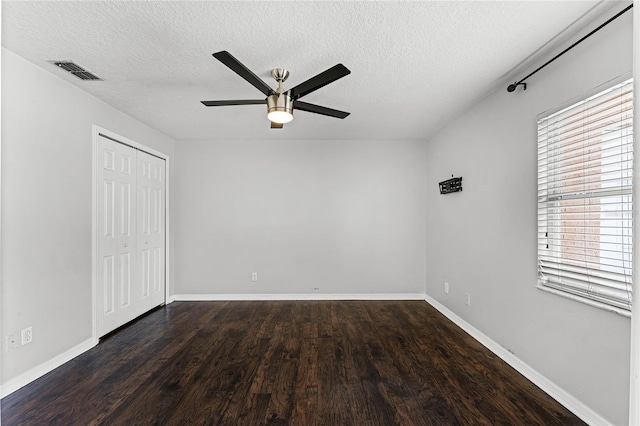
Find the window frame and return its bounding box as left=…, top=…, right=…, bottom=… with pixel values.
left=536, top=76, right=634, bottom=317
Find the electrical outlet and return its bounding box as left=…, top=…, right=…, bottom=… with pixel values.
left=21, top=326, right=33, bottom=345
left=444, top=282, right=449, bottom=294
left=251, top=272, right=258, bottom=282
left=8, top=331, right=19, bottom=349
left=465, top=294, right=471, bottom=306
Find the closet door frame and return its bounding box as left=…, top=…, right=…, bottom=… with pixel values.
left=91, top=126, right=171, bottom=342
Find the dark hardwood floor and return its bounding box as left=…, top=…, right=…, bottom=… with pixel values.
left=1, top=301, right=584, bottom=425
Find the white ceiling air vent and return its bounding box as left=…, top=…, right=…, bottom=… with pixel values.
left=49, top=61, right=101, bottom=80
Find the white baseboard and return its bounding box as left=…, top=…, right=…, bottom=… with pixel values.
left=424, top=295, right=611, bottom=426
left=172, top=293, right=426, bottom=301
left=0, top=337, right=97, bottom=398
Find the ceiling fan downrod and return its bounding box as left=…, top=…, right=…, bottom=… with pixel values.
left=271, top=68, right=289, bottom=93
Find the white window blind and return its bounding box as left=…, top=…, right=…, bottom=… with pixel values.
left=537, top=78, right=633, bottom=312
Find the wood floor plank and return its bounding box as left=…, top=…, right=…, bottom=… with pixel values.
left=288, top=337, right=319, bottom=425
left=1, top=301, right=586, bottom=425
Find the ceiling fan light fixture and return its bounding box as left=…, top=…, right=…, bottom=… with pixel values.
left=267, top=93, right=293, bottom=124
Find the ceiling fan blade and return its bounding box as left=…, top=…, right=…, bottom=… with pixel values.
left=294, top=101, right=350, bottom=119
left=212, top=51, right=275, bottom=96
left=271, top=122, right=284, bottom=129
left=289, top=64, right=351, bottom=100
left=201, top=100, right=265, bottom=107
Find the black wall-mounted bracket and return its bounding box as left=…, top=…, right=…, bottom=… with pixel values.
left=439, top=176, right=463, bottom=194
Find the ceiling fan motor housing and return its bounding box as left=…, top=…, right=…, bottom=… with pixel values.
left=267, top=93, right=294, bottom=123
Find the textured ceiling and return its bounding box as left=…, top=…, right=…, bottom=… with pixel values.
left=1, top=1, right=618, bottom=141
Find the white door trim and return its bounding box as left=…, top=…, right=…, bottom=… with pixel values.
left=91, top=125, right=171, bottom=342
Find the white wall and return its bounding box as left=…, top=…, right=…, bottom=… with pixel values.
left=174, top=139, right=426, bottom=297
left=0, top=48, right=175, bottom=385
left=424, top=12, right=633, bottom=426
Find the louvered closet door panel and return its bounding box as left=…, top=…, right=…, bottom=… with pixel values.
left=137, top=150, right=166, bottom=311
left=97, top=136, right=138, bottom=337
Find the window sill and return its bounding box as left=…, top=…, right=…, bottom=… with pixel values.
left=536, top=284, right=631, bottom=318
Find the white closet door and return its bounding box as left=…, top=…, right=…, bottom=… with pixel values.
left=137, top=150, right=166, bottom=311
left=97, top=136, right=138, bottom=336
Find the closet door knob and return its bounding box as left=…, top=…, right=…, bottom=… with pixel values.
left=124, top=242, right=128, bottom=248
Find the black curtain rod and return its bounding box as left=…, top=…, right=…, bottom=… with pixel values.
left=507, top=4, right=633, bottom=92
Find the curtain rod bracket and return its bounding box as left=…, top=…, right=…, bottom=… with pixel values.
left=507, top=82, right=527, bottom=92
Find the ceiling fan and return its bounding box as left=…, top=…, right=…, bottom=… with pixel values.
left=201, top=51, right=351, bottom=129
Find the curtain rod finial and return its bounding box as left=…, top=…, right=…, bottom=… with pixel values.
left=507, top=82, right=527, bottom=93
